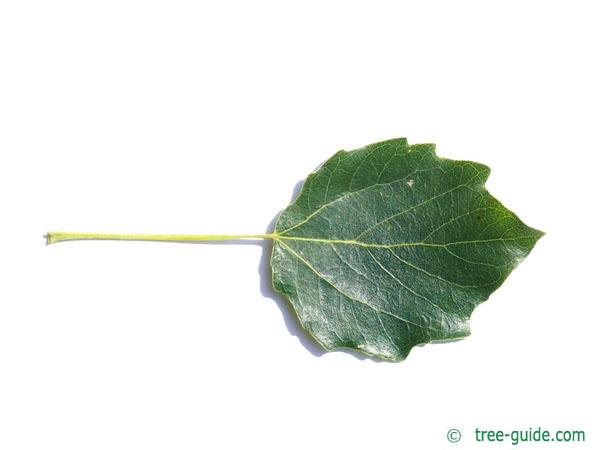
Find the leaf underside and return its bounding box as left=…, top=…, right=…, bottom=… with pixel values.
left=271, top=138, right=543, bottom=361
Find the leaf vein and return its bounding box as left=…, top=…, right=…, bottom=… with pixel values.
left=278, top=240, right=443, bottom=333
left=278, top=167, right=440, bottom=235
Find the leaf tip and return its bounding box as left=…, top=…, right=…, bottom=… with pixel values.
left=526, top=227, right=546, bottom=244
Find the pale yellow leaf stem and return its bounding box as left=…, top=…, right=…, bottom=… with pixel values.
left=45, top=231, right=278, bottom=245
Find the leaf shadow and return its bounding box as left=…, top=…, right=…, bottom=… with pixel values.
left=257, top=213, right=327, bottom=358
left=258, top=180, right=392, bottom=363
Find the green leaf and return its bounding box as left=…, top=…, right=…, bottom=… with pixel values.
left=46, top=137, right=543, bottom=361
left=271, top=138, right=543, bottom=361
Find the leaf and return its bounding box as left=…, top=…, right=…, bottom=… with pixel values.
left=271, top=138, right=543, bottom=361
left=46, top=137, right=543, bottom=361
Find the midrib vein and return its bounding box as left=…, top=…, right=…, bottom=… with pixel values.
left=277, top=235, right=538, bottom=249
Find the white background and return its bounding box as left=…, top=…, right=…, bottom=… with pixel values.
left=1, top=1, right=598, bottom=449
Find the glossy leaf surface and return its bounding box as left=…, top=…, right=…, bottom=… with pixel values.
left=271, top=138, right=542, bottom=360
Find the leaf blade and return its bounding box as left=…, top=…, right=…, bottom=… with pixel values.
left=272, top=139, right=543, bottom=360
